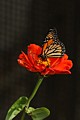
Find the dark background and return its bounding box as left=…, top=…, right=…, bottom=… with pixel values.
left=0, top=0, right=80, bottom=120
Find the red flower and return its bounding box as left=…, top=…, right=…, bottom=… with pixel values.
left=18, top=44, right=73, bottom=75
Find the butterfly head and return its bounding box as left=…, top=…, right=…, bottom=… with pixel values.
left=40, top=54, right=47, bottom=60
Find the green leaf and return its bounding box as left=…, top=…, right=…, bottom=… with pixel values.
left=29, top=107, right=50, bottom=120
left=25, top=107, right=35, bottom=114
left=5, top=96, right=28, bottom=120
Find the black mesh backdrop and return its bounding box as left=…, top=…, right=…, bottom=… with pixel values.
left=0, top=0, right=80, bottom=120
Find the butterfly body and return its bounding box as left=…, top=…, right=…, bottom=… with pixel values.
left=40, top=28, right=66, bottom=59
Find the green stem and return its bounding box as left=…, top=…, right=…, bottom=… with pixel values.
left=21, top=111, right=26, bottom=120
left=27, top=75, right=44, bottom=108
left=21, top=75, right=44, bottom=120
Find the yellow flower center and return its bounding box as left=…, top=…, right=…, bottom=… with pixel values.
left=38, top=58, right=51, bottom=66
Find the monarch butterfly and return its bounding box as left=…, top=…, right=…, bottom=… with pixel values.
left=40, top=28, right=66, bottom=59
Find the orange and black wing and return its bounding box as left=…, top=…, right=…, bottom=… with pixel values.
left=41, top=28, right=66, bottom=59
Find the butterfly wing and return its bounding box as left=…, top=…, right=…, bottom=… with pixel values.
left=44, top=40, right=65, bottom=57
left=41, top=29, right=57, bottom=57
left=41, top=28, right=66, bottom=58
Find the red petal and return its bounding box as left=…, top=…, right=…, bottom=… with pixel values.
left=49, top=55, right=73, bottom=74
left=18, top=51, right=34, bottom=69
left=21, top=51, right=33, bottom=67
left=27, top=44, right=42, bottom=55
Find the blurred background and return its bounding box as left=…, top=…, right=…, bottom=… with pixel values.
left=0, top=0, right=80, bottom=120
